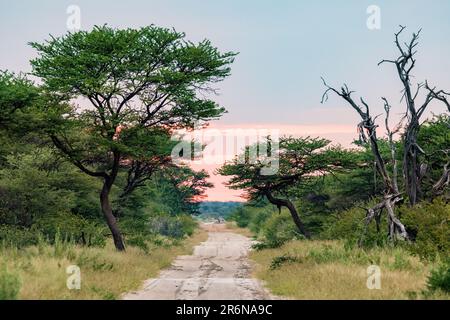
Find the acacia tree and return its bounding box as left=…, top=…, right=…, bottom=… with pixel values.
left=30, top=25, right=236, bottom=250
left=321, top=26, right=450, bottom=241
left=218, top=137, right=354, bottom=238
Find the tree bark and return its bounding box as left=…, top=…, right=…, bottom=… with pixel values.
left=264, top=190, right=311, bottom=239
left=100, top=178, right=126, bottom=251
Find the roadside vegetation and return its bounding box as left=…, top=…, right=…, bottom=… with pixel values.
left=229, top=204, right=449, bottom=299
left=0, top=229, right=207, bottom=299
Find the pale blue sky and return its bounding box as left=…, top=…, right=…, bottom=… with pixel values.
left=1, top=0, right=450, bottom=126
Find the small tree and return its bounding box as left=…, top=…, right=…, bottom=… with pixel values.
left=218, top=137, right=354, bottom=238
left=30, top=25, right=236, bottom=250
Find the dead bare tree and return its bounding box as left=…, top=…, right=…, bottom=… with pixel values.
left=321, top=26, right=450, bottom=243
left=321, top=79, right=408, bottom=243
left=378, top=26, right=450, bottom=205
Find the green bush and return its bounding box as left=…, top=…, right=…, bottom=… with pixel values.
left=0, top=225, right=39, bottom=248
left=261, top=211, right=303, bottom=248
left=229, top=204, right=274, bottom=236
left=229, top=206, right=252, bottom=228
left=148, top=214, right=197, bottom=239
left=177, top=214, right=197, bottom=237
left=126, top=234, right=149, bottom=253
left=401, top=198, right=450, bottom=260
left=426, top=259, right=450, bottom=293
left=32, top=212, right=106, bottom=247
left=0, top=266, right=21, bottom=300
left=321, top=200, right=388, bottom=248
left=270, top=254, right=302, bottom=270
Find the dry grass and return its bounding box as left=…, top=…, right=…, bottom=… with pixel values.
left=0, top=229, right=207, bottom=299
left=225, top=221, right=255, bottom=238
left=250, top=240, right=449, bottom=300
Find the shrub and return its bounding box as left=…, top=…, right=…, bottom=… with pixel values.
left=76, top=251, right=114, bottom=271
left=321, top=200, right=388, bottom=248
left=32, top=212, right=106, bottom=247
left=426, top=259, right=450, bottom=293
left=148, top=214, right=197, bottom=239
left=400, top=198, right=450, bottom=260
left=126, top=234, right=149, bottom=253
left=229, top=206, right=252, bottom=228
left=0, top=266, right=21, bottom=300
left=261, top=211, right=303, bottom=248
left=0, top=225, right=39, bottom=248
left=270, top=254, right=302, bottom=270
left=177, top=214, right=197, bottom=237
left=229, top=205, right=274, bottom=235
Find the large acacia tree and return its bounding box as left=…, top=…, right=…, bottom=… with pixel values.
left=218, top=137, right=355, bottom=238
left=30, top=25, right=236, bottom=250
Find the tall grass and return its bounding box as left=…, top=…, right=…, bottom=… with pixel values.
left=0, top=229, right=207, bottom=299
left=250, top=240, right=449, bottom=300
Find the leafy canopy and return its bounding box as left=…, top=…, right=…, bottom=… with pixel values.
left=30, top=25, right=236, bottom=131
left=218, top=136, right=356, bottom=199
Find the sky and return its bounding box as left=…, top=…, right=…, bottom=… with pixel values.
left=1, top=0, right=450, bottom=201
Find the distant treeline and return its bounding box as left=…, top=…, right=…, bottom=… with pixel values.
left=198, top=202, right=242, bottom=219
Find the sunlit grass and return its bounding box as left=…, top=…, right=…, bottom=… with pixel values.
left=250, top=240, right=449, bottom=300
left=0, top=230, right=207, bottom=300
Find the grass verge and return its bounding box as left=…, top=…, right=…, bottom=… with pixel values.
left=250, top=240, right=449, bottom=300
left=225, top=221, right=255, bottom=238
left=0, top=229, right=207, bottom=300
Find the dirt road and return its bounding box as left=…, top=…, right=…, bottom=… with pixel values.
left=123, top=223, right=274, bottom=300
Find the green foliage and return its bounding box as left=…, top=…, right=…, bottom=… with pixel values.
left=0, top=225, right=39, bottom=248
left=417, top=115, right=450, bottom=199
left=33, top=213, right=106, bottom=247
left=229, top=206, right=253, bottom=228
left=198, top=202, right=242, bottom=219
left=0, top=266, right=21, bottom=300
left=262, top=211, right=304, bottom=248
left=126, top=234, right=150, bottom=253
left=320, top=199, right=390, bottom=248
left=0, top=147, right=100, bottom=227
left=0, top=71, right=39, bottom=127
left=426, top=259, right=450, bottom=293
left=76, top=251, right=115, bottom=272
left=401, top=198, right=450, bottom=260
left=229, top=203, right=274, bottom=234
left=270, top=254, right=302, bottom=270
left=145, top=167, right=213, bottom=216
left=148, top=214, right=197, bottom=239
left=219, top=136, right=356, bottom=198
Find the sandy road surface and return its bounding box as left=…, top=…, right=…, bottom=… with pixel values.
left=123, top=223, right=274, bottom=300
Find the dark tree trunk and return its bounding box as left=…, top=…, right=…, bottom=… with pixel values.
left=264, top=191, right=311, bottom=239
left=100, top=178, right=126, bottom=251
left=403, top=123, right=421, bottom=206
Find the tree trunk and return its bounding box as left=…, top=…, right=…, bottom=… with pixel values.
left=100, top=180, right=126, bottom=251
left=264, top=191, right=311, bottom=239
left=403, top=126, right=421, bottom=206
